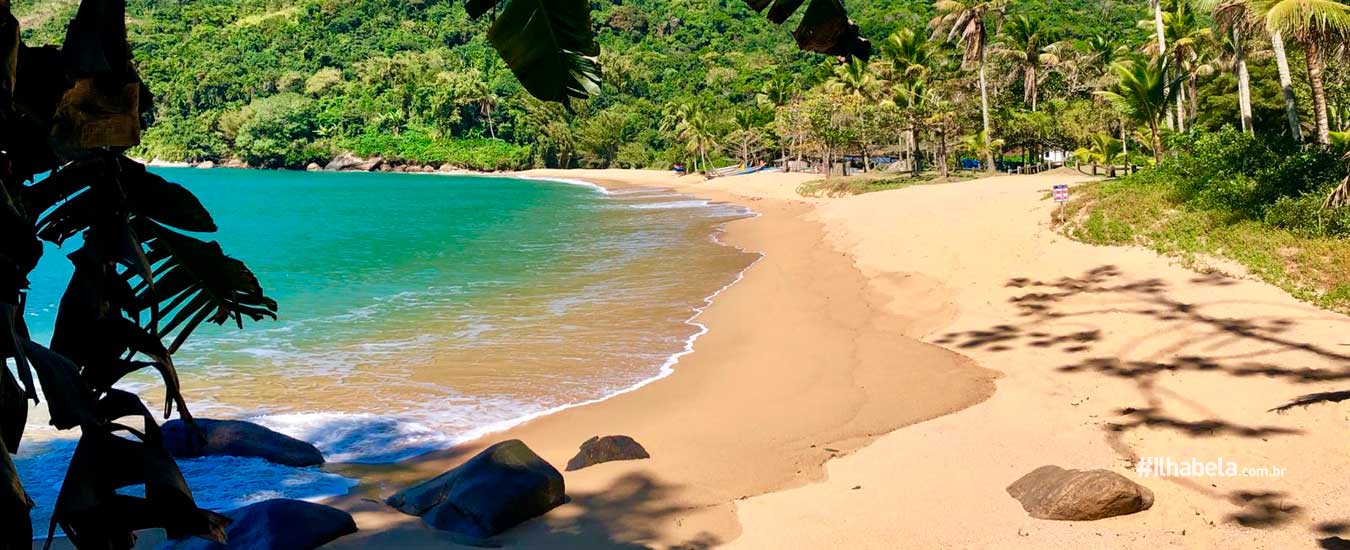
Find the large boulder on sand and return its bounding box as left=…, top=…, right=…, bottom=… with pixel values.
left=162, top=419, right=324, bottom=467
left=306, top=162, right=321, bottom=171
left=1007, top=465, right=1153, bottom=521
left=386, top=439, right=565, bottom=539
left=161, top=499, right=357, bottom=550
left=565, top=435, right=650, bottom=471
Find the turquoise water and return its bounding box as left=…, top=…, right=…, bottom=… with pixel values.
left=16, top=169, right=757, bottom=535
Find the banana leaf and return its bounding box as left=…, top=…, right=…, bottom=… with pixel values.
left=132, top=220, right=276, bottom=353
left=0, top=359, right=25, bottom=451
left=0, top=438, right=34, bottom=548
left=480, top=0, right=601, bottom=106
left=22, top=339, right=97, bottom=430
left=48, top=392, right=228, bottom=548
left=0, top=303, right=34, bottom=403
left=33, top=155, right=215, bottom=245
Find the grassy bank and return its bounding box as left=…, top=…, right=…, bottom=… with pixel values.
left=797, top=171, right=980, bottom=197
left=1058, top=130, right=1350, bottom=313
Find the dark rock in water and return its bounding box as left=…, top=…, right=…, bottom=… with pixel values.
left=386, top=439, right=565, bottom=539
left=161, top=499, right=357, bottom=550
left=1007, top=465, right=1153, bottom=521
left=565, top=435, right=650, bottom=471
left=162, top=419, right=324, bottom=467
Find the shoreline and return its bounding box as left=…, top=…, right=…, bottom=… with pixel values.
left=317, top=169, right=999, bottom=548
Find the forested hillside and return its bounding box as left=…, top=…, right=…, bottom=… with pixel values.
left=13, top=0, right=1147, bottom=169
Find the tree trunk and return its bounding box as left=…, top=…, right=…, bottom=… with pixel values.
left=1188, top=71, right=1199, bottom=123
left=1153, top=0, right=1172, bottom=131
left=1026, top=64, right=1037, bottom=111
left=1174, top=53, right=1188, bottom=133
left=911, top=126, right=921, bottom=177
left=938, top=129, right=949, bottom=178
left=1235, top=27, right=1254, bottom=134
left=1120, top=120, right=1130, bottom=173
left=1305, top=38, right=1331, bottom=145
left=979, top=60, right=993, bottom=172
left=1150, top=121, right=1163, bottom=164
left=1271, top=31, right=1303, bottom=141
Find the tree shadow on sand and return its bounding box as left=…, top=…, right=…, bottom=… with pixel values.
left=935, top=265, right=1350, bottom=537
left=332, top=469, right=721, bottom=550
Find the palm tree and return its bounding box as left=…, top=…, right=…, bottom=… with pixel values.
left=1159, top=1, right=1212, bottom=131
left=894, top=79, right=931, bottom=176
left=676, top=110, right=719, bottom=174
left=826, top=58, right=886, bottom=102
left=995, top=15, right=1059, bottom=111
left=1073, top=132, right=1125, bottom=175
left=959, top=129, right=1006, bottom=170
left=883, top=28, right=934, bottom=81
left=931, top=0, right=1007, bottom=171
left=1251, top=0, right=1350, bottom=144
left=1098, top=57, right=1183, bottom=163
left=1206, top=0, right=1257, bottom=133
left=1151, top=0, right=1173, bottom=129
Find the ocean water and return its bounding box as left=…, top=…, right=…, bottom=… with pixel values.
left=14, top=169, right=757, bottom=535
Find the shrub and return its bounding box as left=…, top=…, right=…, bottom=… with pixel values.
left=1123, top=127, right=1344, bottom=236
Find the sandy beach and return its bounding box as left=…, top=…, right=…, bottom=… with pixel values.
left=325, top=168, right=1350, bottom=549
left=42, top=168, right=1349, bottom=549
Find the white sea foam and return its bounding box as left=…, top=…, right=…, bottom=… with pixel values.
left=250, top=412, right=457, bottom=464
left=627, top=199, right=712, bottom=209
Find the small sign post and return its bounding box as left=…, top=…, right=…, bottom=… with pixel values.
left=1053, top=183, right=1069, bottom=219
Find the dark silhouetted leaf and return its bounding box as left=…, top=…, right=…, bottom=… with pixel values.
left=0, top=360, right=26, bottom=452
left=792, top=0, right=870, bottom=59
left=0, top=303, right=35, bottom=403
left=0, top=438, right=34, bottom=548
left=133, top=220, right=276, bottom=352
left=117, top=158, right=216, bottom=233
left=22, top=339, right=97, bottom=430
left=50, top=405, right=229, bottom=548
left=482, top=0, right=601, bottom=106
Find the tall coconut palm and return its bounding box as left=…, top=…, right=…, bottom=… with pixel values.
left=883, top=28, right=935, bottom=81
left=1251, top=0, right=1350, bottom=144
left=1206, top=0, right=1257, bottom=133
left=826, top=57, right=886, bottom=102
left=1151, top=0, right=1173, bottom=129
left=676, top=110, right=719, bottom=174
left=995, top=15, right=1060, bottom=111
left=931, top=0, right=1007, bottom=171
left=1098, top=57, right=1183, bottom=163
left=893, top=79, right=931, bottom=176
left=1160, top=1, right=1212, bottom=131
